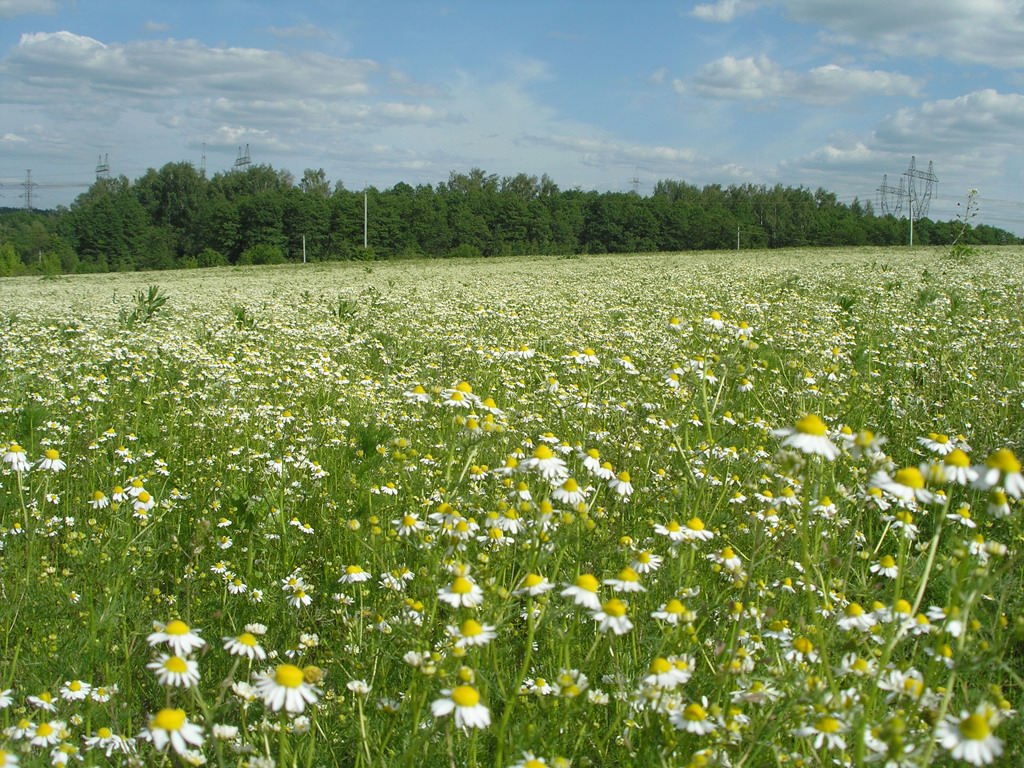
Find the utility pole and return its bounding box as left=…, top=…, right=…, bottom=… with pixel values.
left=302, top=234, right=307, bottom=264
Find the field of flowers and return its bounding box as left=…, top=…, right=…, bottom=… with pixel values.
left=1, top=246, right=1022, bottom=767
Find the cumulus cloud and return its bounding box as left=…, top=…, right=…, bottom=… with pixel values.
left=690, top=0, right=762, bottom=22
left=693, top=55, right=921, bottom=103
left=788, top=0, right=1024, bottom=69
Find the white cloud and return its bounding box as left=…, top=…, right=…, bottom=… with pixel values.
left=1, top=131, right=28, bottom=142
left=782, top=0, right=1024, bottom=69
left=143, top=21, right=170, bottom=33
left=0, top=0, right=56, bottom=18
left=693, top=55, right=921, bottom=103
left=690, top=0, right=761, bottom=22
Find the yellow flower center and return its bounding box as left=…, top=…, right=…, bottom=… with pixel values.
left=164, top=620, right=189, bottom=636
left=137, top=491, right=151, bottom=503
left=795, top=414, right=827, bottom=436
left=532, top=444, right=554, bottom=461
left=617, top=471, right=631, bottom=483
left=650, top=657, right=672, bottom=674
left=683, top=703, right=707, bottom=721
left=959, top=713, right=991, bottom=740
left=150, top=708, right=186, bottom=732
left=686, top=517, right=705, bottom=531
left=879, top=555, right=896, bottom=569
left=893, top=467, right=925, bottom=489
left=601, top=598, right=627, bottom=617
left=274, top=664, right=305, bottom=688
left=617, top=567, right=639, bottom=582
left=36, top=722, right=54, bottom=737
left=164, top=656, right=188, bottom=673
left=451, top=576, right=474, bottom=594
left=237, top=632, right=258, bottom=646
left=69, top=681, right=82, bottom=691
left=460, top=619, right=483, bottom=637
left=523, top=573, right=543, bottom=588
left=893, top=599, right=912, bottom=614
left=793, top=637, right=814, bottom=655
left=97, top=727, right=112, bottom=739
left=44, top=449, right=60, bottom=460
left=845, top=603, right=864, bottom=617
left=346, top=565, right=364, bottom=575
left=575, top=574, right=599, bottom=592
left=455, top=381, right=473, bottom=394
left=562, top=478, right=579, bottom=492
left=92, top=490, right=106, bottom=501
left=402, top=515, right=417, bottom=527
left=451, top=685, right=480, bottom=707
left=816, top=716, right=842, bottom=734
left=987, top=448, right=1021, bottom=474
left=664, top=599, right=685, bottom=614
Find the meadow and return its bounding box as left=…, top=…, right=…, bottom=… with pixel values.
left=0, top=246, right=1022, bottom=767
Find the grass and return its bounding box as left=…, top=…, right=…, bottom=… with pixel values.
left=0, top=246, right=1022, bottom=767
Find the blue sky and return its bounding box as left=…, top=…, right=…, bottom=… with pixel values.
left=2, top=0, right=1023, bottom=233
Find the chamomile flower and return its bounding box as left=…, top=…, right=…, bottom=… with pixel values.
left=393, top=512, right=426, bottom=536
left=139, top=709, right=205, bottom=755
left=36, top=449, right=66, bottom=472
left=671, top=700, right=717, bottom=735
left=2, top=443, right=30, bottom=473
left=870, top=467, right=934, bottom=505
left=630, top=549, right=663, bottom=574
left=793, top=714, right=847, bottom=751
left=83, top=727, right=135, bottom=756
left=223, top=632, right=267, bottom=661
left=561, top=573, right=602, bottom=611
left=608, top=470, right=633, bottom=499
left=550, top=477, right=587, bottom=507
left=870, top=555, right=899, bottom=579
left=339, top=564, right=372, bottom=584
left=148, top=620, right=205, bottom=656
left=0, top=749, right=16, bottom=767
left=88, top=491, right=109, bottom=509
left=516, top=573, right=554, bottom=597
left=837, top=602, right=877, bottom=632
left=974, top=448, right=1024, bottom=498
left=58, top=680, right=89, bottom=702
left=430, top=685, right=490, bottom=729
left=29, top=720, right=65, bottom=747
left=773, top=414, right=840, bottom=460
left=918, top=432, right=955, bottom=455
left=943, top=448, right=977, bottom=485
left=147, top=654, right=201, bottom=688
left=523, top=444, right=568, bottom=482
left=254, top=664, right=320, bottom=714
left=604, top=567, right=645, bottom=593
left=592, top=598, right=633, bottom=635
left=936, top=704, right=1003, bottom=766
left=438, top=574, right=484, bottom=608
left=448, top=619, right=497, bottom=648
left=651, top=598, right=696, bottom=625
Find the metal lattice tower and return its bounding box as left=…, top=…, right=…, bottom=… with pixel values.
left=95, top=154, right=110, bottom=180
left=877, top=173, right=904, bottom=217
left=903, top=155, right=938, bottom=220
left=234, top=144, right=251, bottom=169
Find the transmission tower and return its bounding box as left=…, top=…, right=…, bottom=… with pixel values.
left=21, top=169, right=36, bottom=210
left=877, top=173, right=904, bottom=217
left=630, top=168, right=640, bottom=195
left=0, top=169, right=92, bottom=211
left=234, top=144, right=252, bottom=169
left=95, top=154, right=110, bottom=180
left=903, top=155, right=938, bottom=219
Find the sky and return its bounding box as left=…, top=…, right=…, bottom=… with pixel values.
left=1, top=0, right=1023, bottom=233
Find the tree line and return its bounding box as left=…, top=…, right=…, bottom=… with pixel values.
left=0, top=162, right=1018, bottom=275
